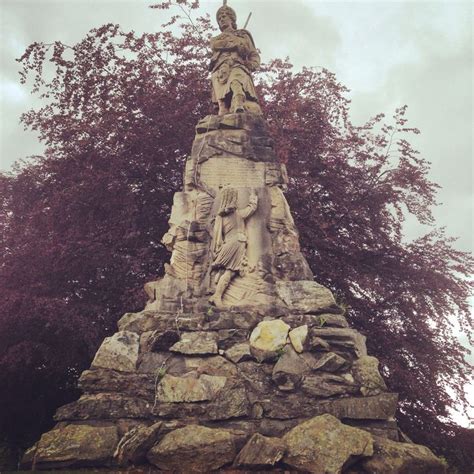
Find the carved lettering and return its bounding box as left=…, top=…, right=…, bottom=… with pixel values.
left=199, top=158, right=265, bottom=189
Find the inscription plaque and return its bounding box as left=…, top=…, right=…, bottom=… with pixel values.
left=199, top=157, right=266, bottom=189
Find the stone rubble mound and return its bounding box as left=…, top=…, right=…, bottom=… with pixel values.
left=22, top=288, right=445, bottom=472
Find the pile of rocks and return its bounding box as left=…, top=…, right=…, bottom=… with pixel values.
left=21, top=281, right=446, bottom=473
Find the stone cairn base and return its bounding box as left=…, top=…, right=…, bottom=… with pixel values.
left=22, top=113, right=445, bottom=472
left=22, top=282, right=445, bottom=473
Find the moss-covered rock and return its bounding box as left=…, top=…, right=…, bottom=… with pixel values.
left=147, top=425, right=246, bottom=472
left=283, top=414, right=373, bottom=473
left=21, top=423, right=118, bottom=469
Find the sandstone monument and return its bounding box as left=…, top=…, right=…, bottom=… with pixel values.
left=22, top=3, right=446, bottom=473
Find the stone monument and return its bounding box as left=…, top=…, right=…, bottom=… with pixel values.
left=21, top=3, right=446, bottom=472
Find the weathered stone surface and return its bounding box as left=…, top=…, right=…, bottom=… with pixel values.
left=207, top=310, right=261, bottom=330
left=238, top=360, right=275, bottom=397
left=276, top=281, right=338, bottom=313
left=114, top=422, right=162, bottom=465
left=345, top=420, right=399, bottom=442
left=155, top=373, right=227, bottom=403
left=310, top=351, right=349, bottom=372
left=307, top=336, right=331, bottom=351
left=309, top=327, right=367, bottom=357
left=352, top=355, right=387, bottom=396
left=147, top=425, right=246, bottom=472
left=121, top=310, right=246, bottom=334
left=282, top=313, right=349, bottom=329
left=91, top=331, right=139, bottom=372
left=360, top=437, right=447, bottom=473
left=115, top=419, right=148, bottom=438
left=249, top=320, right=290, bottom=361
left=288, top=325, right=308, bottom=353
left=272, top=346, right=309, bottom=391
left=208, top=382, right=251, bottom=420
left=234, top=433, right=285, bottom=468
left=302, top=373, right=359, bottom=398
left=55, top=394, right=152, bottom=421
left=137, top=352, right=173, bottom=374
left=196, top=112, right=268, bottom=134
left=78, top=369, right=154, bottom=400
left=184, top=355, right=238, bottom=377
left=170, top=331, right=218, bottom=355
left=217, top=328, right=249, bottom=350
left=261, top=393, right=398, bottom=420
left=118, top=311, right=161, bottom=333
left=259, top=418, right=301, bottom=437
left=225, top=342, right=253, bottom=363
left=152, top=401, right=207, bottom=419
left=283, top=414, right=373, bottom=473
left=317, top=393, right=396, bottom=420
left=144, top=275, right=188, bottom=312
left=22, top=424, right=118, bottom=469
left=170, top=313, right=209, bottom=331
left=151, top=381, right=250, bottom=421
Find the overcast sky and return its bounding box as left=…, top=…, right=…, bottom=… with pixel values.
left=1, top=0, right=472, bottom=423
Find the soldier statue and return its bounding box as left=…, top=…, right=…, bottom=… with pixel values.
left=210, top=2, right=261, bottom=115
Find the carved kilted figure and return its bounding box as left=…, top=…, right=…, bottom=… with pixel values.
left=210, top=4, right=261, bottom=115
left=209, top=188, right=258, bottom=307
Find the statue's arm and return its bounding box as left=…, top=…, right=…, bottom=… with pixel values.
left=245, top=40, right=261, bottom=72
left=211, top=35, right=239, bottom=52
left=239, top=193, right=258, bottom=220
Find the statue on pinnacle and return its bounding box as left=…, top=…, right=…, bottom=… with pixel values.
left=210, top=1, right=262, bottom=115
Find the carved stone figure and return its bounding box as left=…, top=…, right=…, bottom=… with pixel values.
left=209, top=188, right=258, bottom=307
left=210, top=3, right=261, bottom=115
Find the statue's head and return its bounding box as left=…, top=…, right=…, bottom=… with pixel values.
left=218, top=187, right=238, bottom=215
left=216, top=4, right=237, bottom=31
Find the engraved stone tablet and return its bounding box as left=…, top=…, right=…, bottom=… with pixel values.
left=199, top=157, right=266, bottom=189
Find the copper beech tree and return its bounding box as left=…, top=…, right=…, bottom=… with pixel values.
left=0, top=1, right=472, bottom=470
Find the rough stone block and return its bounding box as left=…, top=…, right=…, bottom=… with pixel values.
left=283, top=414, right=373, bottom=473
left=272, top=346, right=309, bottom=391
left=155, top=374, right=227, bottom=403
left=360, top=437, right=447, bottom=473
left=352, top=355, right=387, bottom=396
left=147, top=425, right=246, bottom=472
left=288, top=325, right=308, bottom=353
left=183, top=355, right=238, bottom=377
left=78, top=369, right=155, bottom=401
left=261, top=393, right=399, bottom=420
left=91, top=331, right=139, bottom=372
left=249, top=320, right=290, bottom=362
left=308, top=351, right=350, bottom=372
left=309, top=327, right=367, bottom=358
left=234, top=433, right=285, bottom=468
left=301, top=373, right=359, bottom=398
left=54, top=394, right=153, bottom=421
left=207, top=383, right=251, bottom=420
left=170, top=331, right=219, bottom=355
left=225, top=342, right=253, bottom=363
left=22, top=424, right=118, bottom=469
left=276, top=281, right=338, bottom=313
left=114, top=422, right=162, bottom=465
left=118, top=311, right=160, bottom=333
